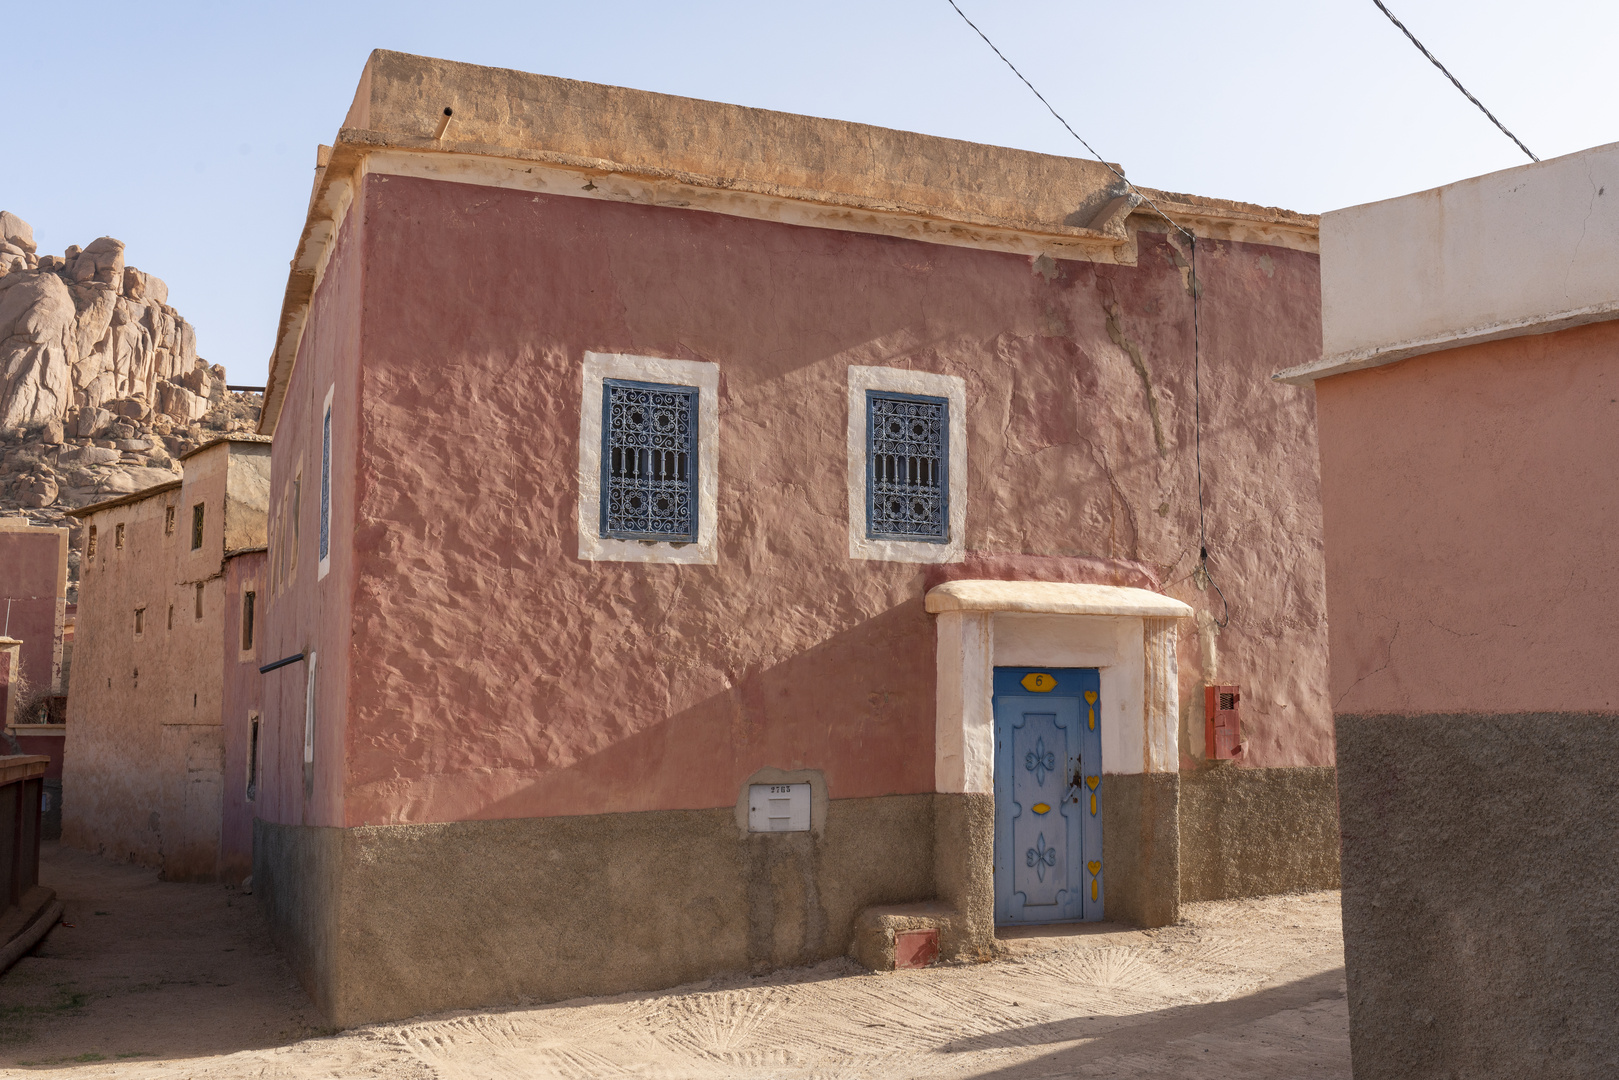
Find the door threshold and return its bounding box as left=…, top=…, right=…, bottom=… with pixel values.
left=995, top=919, right=1131, bottom=941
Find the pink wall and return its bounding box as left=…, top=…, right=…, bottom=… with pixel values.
left=221, top=549, right=265, bottom=880
left=0, top=526, right=67, bottom=704
left=1317, top=319, right=1619, bottom=715
left=266, top=173, right=1329, bottom=829
left=258, top=205, right=362, bottom=830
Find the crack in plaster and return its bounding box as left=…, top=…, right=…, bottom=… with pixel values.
left=1073, top=432, right=1139, bottom=562
left=1333, top=620, right=1399, bottom=711
left=1565, top=158, right=1600, bottom=300
left=1424, top=618, right=1479, bottom=639
left=1104, top=304, right=1166, bottom=458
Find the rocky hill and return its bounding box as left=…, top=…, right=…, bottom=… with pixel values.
left=0, top=211, right=263, bottom=596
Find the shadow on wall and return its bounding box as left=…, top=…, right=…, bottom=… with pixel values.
left=455, top=548, right=1168, bottom=826
left=467, top=596, right=938, bottom=821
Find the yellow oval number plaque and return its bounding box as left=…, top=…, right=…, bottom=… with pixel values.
left=1021, top=672, right=1056, bottom=692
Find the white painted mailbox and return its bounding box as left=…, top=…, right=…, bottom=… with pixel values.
left=748, top=783, right=811, bottom=832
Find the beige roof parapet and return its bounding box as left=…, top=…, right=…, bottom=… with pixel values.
left=65, top=479, right=182, bottom=519
left=259, top=50, right=1318, bottom=437
left=925, top=580, right=1193, bottom=619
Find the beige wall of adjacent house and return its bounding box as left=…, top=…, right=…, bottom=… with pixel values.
left=1313, top=141, right=1619, bottom=372
left=63, top=439, right=271, bottom=880
left=64, top=484, right=187, bottom=869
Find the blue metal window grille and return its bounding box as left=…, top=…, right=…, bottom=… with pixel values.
left=318, top=402, right=331, bottom=563
left=601, top=379, right=699, bottom=542
left=866, top=390, right=949, bottom=542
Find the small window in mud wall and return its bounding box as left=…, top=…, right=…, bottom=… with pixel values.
left=167, top=603, right=174, bottom=630
left=318, top=385, right=333, bottom=580
left=164, top=505, right=175, bottom=536
left=133, top=607, right=145, bottom=638
left=115, top=522, right=125, bottom=550
left=191, top=503, right=205, bottom=550
left=240, top=591, right=256, bottom=652
left=194, top=581, right=205, bottom=620
left=86, top=525, right=97, bottom=557
left=246, top=712, right=261, bottom=802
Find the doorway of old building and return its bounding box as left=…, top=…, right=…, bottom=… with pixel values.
left=992, top=667, right=1103, bottom=925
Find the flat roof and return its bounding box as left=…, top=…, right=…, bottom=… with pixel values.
left=262, top=50, right=1318, bottom=435
left=1275, top=140, right=1619, bottom=385
left=178, top=433, right=272, bottom=462
left=65, top=479, right=183, bottom=519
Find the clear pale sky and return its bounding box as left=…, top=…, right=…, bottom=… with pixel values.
left=8, top=1, right=1616, bottom=386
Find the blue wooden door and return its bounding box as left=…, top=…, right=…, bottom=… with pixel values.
left=993, top=667, right=1103, bottom=924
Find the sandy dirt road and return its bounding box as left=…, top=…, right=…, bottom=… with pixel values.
left=0, top=845, right=1348, bottom=1078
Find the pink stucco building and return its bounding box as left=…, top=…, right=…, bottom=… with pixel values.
left=1276, top=142, right=1619, bottom=1078
left=0, top=522, right=68, bottom=715
left=0, top=521, right=69, bottom=835
left=254, top=51, right=1338, bottom=1026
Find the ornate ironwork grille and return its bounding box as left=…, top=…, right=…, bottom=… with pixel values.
left=866, top=390, right=949, bottom=542
left=601, top=379, right=699, bottom=541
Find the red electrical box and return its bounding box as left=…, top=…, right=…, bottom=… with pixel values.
left=1205, top=684, right=1242, bottom=760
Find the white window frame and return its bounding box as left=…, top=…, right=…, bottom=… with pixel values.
left=303, top=650, right=318, bottom=766
left=318, top=383, right=333, bottom=581
left=577, top=352, right=720, bottom=565
left=847, top=365, right=967, bottom=563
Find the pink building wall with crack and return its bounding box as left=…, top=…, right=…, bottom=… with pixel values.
left=261, top=173, right=1330, bottom=829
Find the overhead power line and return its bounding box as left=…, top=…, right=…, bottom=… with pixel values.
left=943, top=0, right=1189, bottom=241
left=943, top=0, right=1228, bottom=627
left=1370, top=0, right=1538, bottom=162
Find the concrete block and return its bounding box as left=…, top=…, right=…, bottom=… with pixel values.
left=850, top=902, right=956, bottom=972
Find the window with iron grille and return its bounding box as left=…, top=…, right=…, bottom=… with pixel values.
left=866, top=391, right=949, bottom=542
left=600, top=379, right=699, bottom=542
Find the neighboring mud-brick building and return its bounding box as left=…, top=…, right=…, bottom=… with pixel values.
left=253, top=49, right=1337, bottom=1027
left=220, top=546, right=265, bottom=885
left=63, top=436, right=269, bottom=881
left=1276, top=142, right=1619, bottom=1078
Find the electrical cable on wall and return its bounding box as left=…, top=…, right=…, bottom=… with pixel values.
left=1370, top=0, right=1537, bottom=162
left=945, top=0, right=1229, bottom=627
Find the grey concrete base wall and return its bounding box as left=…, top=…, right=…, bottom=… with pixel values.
left=932, top=792, right=994, bottom=961
left=253, top=818, right=344, bottom=1013
left=1179, top=765, right=1340, bottom=902
left=1337, top=713, right=1619, bottom=1079
left=1100, top=772, right=1179, bottom=928
left=257, top=794, right=943, bottom=1027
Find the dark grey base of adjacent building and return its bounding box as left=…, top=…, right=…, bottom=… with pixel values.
left=1337, top=712, right=1619, bottom=1079
left=256, top=769, right=1340, bottom=1028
